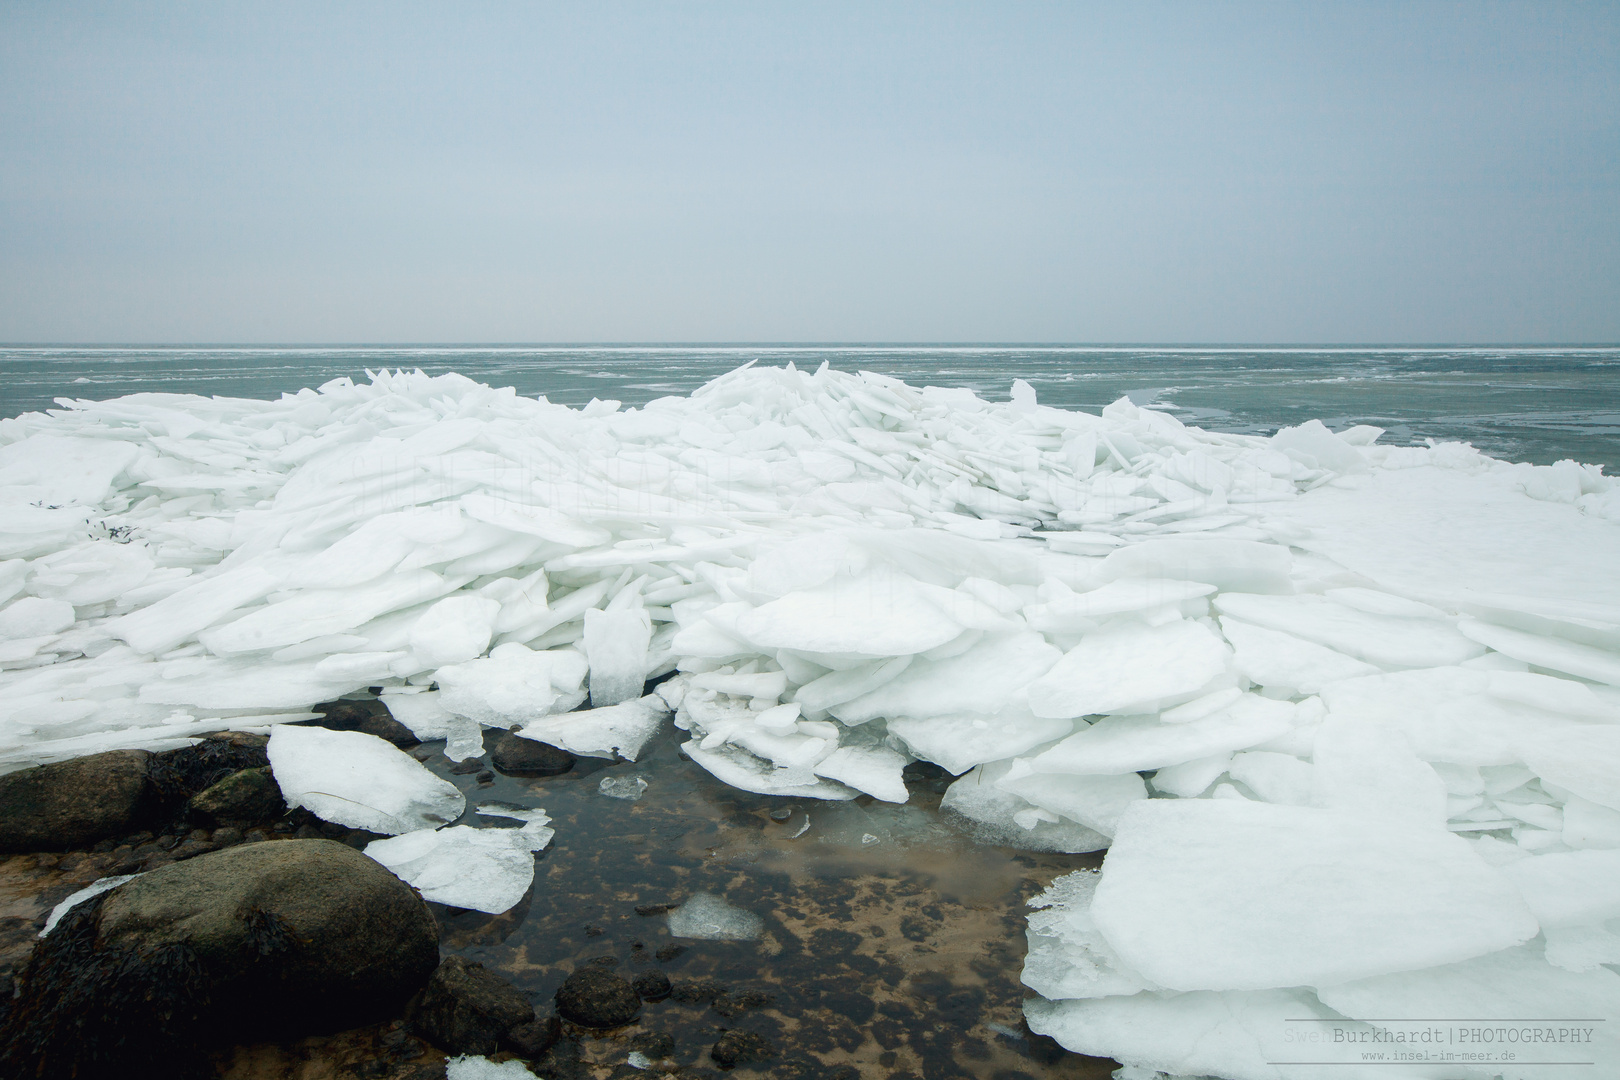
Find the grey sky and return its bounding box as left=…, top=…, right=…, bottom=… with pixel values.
left=1, top=2, right=1615, bottom=343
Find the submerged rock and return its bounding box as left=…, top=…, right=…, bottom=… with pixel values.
left=0, top=749, right=155, bottom=853
left=0, top=838, right=439, bottom=1078
left=407, top=955, right=535, bottom=1056
left=555, top=967, right=640, bottom=1028
left=505, top=1015, right=562, bottom=1058
left=631, top=968, right=671, bottom=1002
left=710, top=1029, right=778, bottom=1068
left=490, top=732, right=575, bottom=777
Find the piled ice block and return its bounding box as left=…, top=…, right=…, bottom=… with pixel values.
left=2, top=363, right=1619, bottom=1076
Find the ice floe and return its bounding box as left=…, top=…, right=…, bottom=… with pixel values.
left=3, top=362, right=1620, bottom=1074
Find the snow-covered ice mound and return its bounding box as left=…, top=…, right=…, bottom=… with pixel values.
left=3, top=363, right=1619, bottom=1077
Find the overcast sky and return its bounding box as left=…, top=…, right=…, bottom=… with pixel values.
left=1, top=2, right=1616, bottom=343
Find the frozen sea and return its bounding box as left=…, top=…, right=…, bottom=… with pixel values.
left=3, top=343, right=1618, bottom=468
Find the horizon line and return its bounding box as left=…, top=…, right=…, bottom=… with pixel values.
left=4, top=340, right=1619, bottom=351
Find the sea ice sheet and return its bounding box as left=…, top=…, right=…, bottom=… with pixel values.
left=1088, top=799, right=1538, bottom=990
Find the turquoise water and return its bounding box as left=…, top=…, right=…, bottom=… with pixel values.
left=2, top=344, right=1617, bottom=468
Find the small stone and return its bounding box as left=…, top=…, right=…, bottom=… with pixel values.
left=212, top=827, right=243, bottom=847
left=475, top=771, right=494, bottom=785
left=406, top=955, right=535, bottom=1057
left=670, top=979, right=726, bottom=1005
left=710, top=1030, right=777, bottom=1069
left=504, top=1015, right=560, bottom=1058
left=768, top=807, right=792, bottom=823
left=243, top=829, right=269, bottom=844
left=171, top=838, right=216, bottom=862
left=489, top=733, right=574, bottom=778
left=630, top=1030, right=675, bottom=1059
left=631, top=969, right=670, bottom=1002
left=711, top=989, right=772, bottom=1018
left=554, top=968, right=640, bottom=1028
left=654, top=943, right=686, bottom=963
left=448, top=759, right=485, bottom=775
left=634, top=903, right=677, bottom=916
left=584, top=925, right=604, bottom=937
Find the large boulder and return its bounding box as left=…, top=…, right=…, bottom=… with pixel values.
left=0, top=749, right=155, bottom=853
left=406, top=955, right=534, bottom=1055
left=0, top=839, right=439, bottom=1078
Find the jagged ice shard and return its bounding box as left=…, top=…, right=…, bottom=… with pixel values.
left=2, top=363, right=1620, bottom=1076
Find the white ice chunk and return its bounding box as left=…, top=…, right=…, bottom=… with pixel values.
left=995, top=761, right=1146, bottom=836
left=666, top=892, right=763, bottom=940
left=514, top=695, right=668, bottom=761
left=1219, top=617, right=1378, bottom=694
left=408, top=595, right=499, bottom=666
left=268, top=724, right=466, bottom=835
left=365, top=805, right=553, bottom=914
left=1322, top=666, right=1580, bottom=767
left=1031, top=695, right=1294, bottom=775
left=1021, top=870, right=1157, bottom=1000
left=0, top=435, right=138, bottom=506
left=1316, top=944, right=1620, bottom=1079
left=1564, top=795, right=1620, bottom=849
left=812, top=741, right=910, bottom=803
left=789, top=655, right=912, bottom=714
left=1518, top=725, right=1620, bottom=811
left=446, top=1056, right=540, bottom=1080
left=940, top=759, right=1109, bottom=853
left=1214, top=592, right=1484, bottom=669
left=681, top=740, right=857, bottom=801
left=833, top=631, right=1061, bottom=724
left=201, top=569, right=457, bottom=655
left=40, top=873, right=140, bottom=937
left=1226, top=750, right=1314, bottom=807
left=1500, top=848, right=1620, bottom=928
left=1148, top=752, right=1232, bottom=797
left=733, top=568, right=965, bottom=657
left=0, top=597, right=75, bottom=642
left=1461, top=617, right=1620, bottom=686
left=1025, top=988, right=1406, bottom=1080
left=1544, top=922, right=1620, bottom=972
left=436, top=643, right=589, bottom=726
left=381, top=689, right=456, bottom=740
left=584, top=607, right=653, bottom=706
left=886, top=709, right=1073, bottom=775
left=1310, top=715, right=1448, bottom=827
left=1271, top=418, right=1367, bottom=473
left=1024, top=578, right=1216, bottom=633
left=1089, top=798, right=1538, bottom=991
left=1027, top=619, right=1232, bottom=719
left=1100, top=537, right=1292, bottom=594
